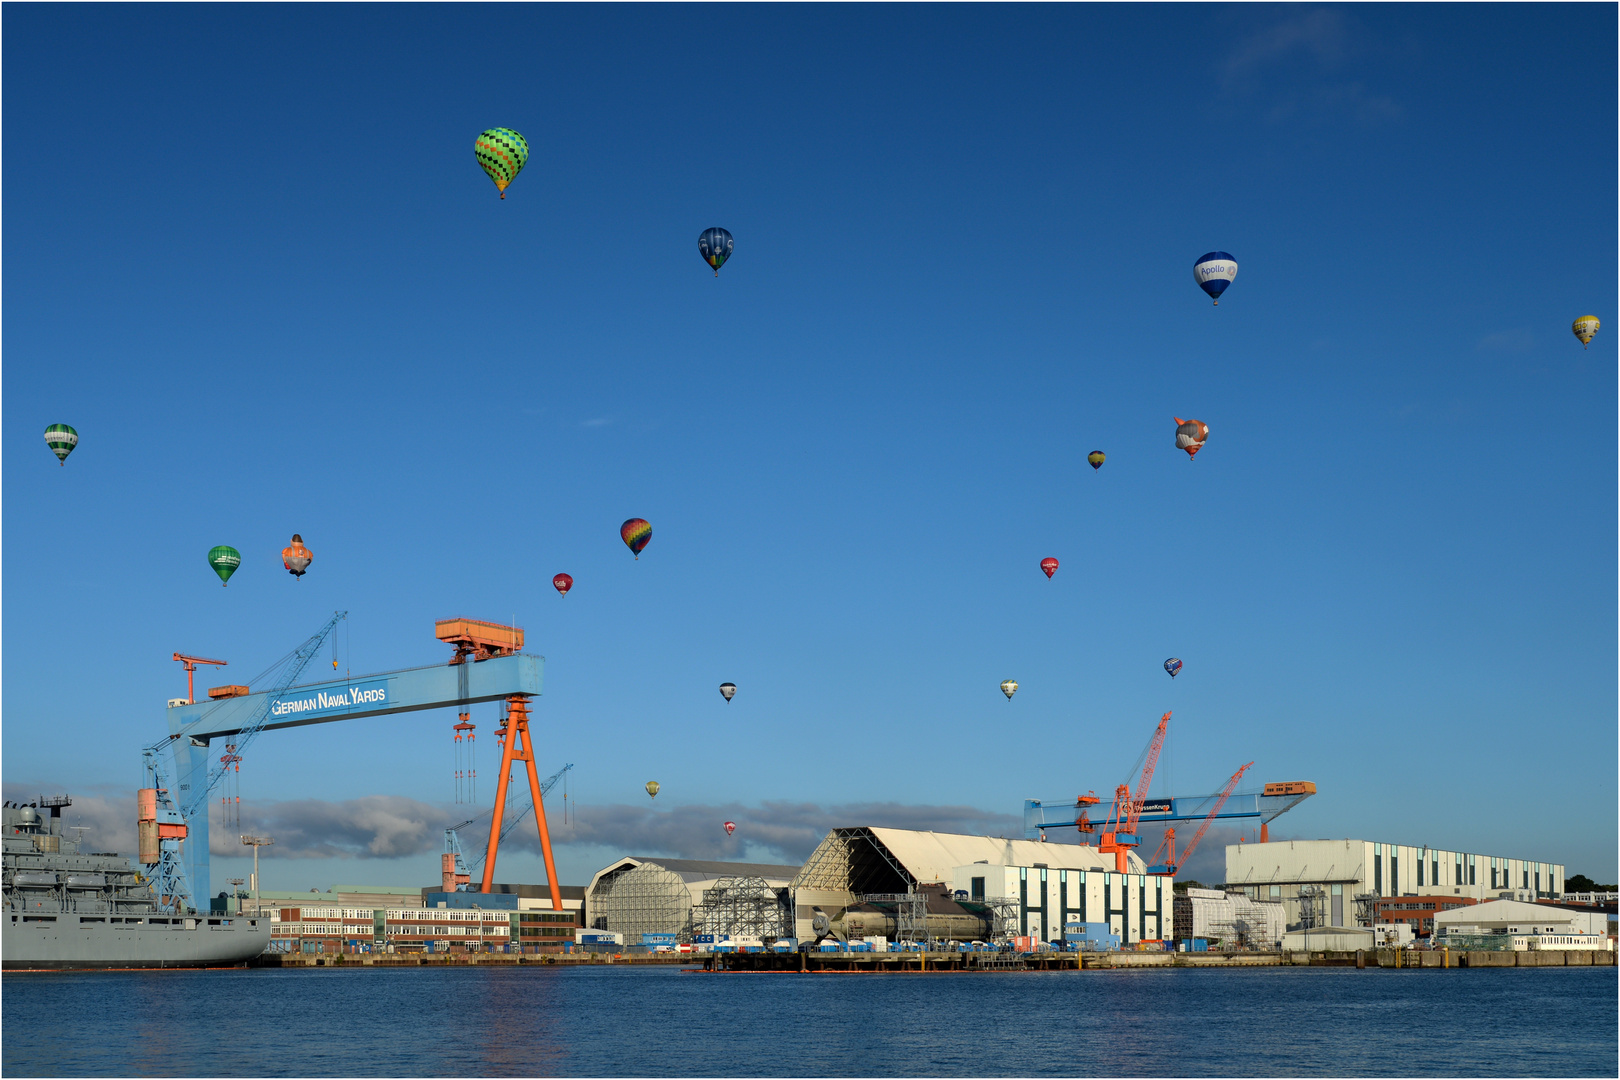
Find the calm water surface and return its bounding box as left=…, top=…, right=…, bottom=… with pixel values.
left=4, top=964, right=1615, bottom=1077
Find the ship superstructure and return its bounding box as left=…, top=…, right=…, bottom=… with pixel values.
left=3, top=797, right=269, bottom=970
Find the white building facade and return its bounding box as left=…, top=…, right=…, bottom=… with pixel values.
left=951, top=863, right=1169, bottom=944
left=1225, top=839, right=1566, bottom=931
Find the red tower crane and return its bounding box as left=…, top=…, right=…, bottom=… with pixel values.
left=1146, top=760, right=1253, bottom=876
left=1098, top=711, right=1170, bottom=873
left=172, top=653, right=227, bottom=705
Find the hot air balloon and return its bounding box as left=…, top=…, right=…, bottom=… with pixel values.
left=645, top=780, right=660, bottom=800
left=698, top=227, right=733, bottom=276
left=1164, top=658, right=1182, bottom=678
left=475, top=128, right=529, bottom=199
left=1174, top=418, right=1208, bottom=460
left=1573, top=316, right=1600, bottom=348
left=1000, top=679, right=1018, bottom=700
left=553, top=573, right=573, bottom=597
left=1193, top=251, right=1238, bottom=305
left=621, top=518, right=652, bottom=559
left=719, top=682, right=737, bottom=702
left=208, top=546, right=242, bottom=587
left=723, top=820, right=736, bottom=836
left=44, top=424, right=78, bottom=466
left=1087, top=450, right=1105, bottom=470
left=281, top=534, right=313, bottom=579
left=1040, top=558, right=1059, bottom=579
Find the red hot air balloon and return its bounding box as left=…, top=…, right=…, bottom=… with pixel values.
left=620, top=518, right=652, bottom=559
left=723, top=821, right=737, bottom=836
left=1040, top=557, right=1059, bottom=579
left=552, top=573, right=573, bottom=597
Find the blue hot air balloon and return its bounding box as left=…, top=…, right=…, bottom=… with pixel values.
left=1193, top=252, right=1238, bottom=305
left=699, top=227, right=734, bottom=276
left=1164, top=658, right=1183, bottom=678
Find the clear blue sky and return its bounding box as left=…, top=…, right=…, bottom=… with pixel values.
left=5, top=4, right=1615, bottom=893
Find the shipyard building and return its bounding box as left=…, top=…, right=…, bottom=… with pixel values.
left=1223, top=839, right=1567, bottom=932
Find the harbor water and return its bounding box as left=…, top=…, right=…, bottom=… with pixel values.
left=5, top=964, right=1615, bottom=1077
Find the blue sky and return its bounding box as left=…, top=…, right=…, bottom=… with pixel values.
left=5, top=4, right=1615, bottom=894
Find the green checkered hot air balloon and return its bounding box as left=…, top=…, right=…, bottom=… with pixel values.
left=475, top=128, right=528, bottom=199
left=208, top=545, right=242, bottom=587
left=44, top=424, right=78, bottom=466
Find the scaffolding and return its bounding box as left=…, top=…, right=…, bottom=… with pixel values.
left=859, top=892, right=929, bottom=943
left=692, top=877, right=791, bottom=942
left=1297, top=885, right=1327, bottom=930
left=589, top=862, right=693, bottom=939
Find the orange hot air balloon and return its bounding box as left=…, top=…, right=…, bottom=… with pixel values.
left=281, top=534, right=313, bottom=579
left=1040, top=557, right=1059, bottom=579
left=1174, top=418, right=1208, bottom=460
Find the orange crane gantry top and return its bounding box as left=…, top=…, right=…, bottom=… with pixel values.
left=1098, top=711, right=1170, bottom=874
left=172, top=653, right=227, bottom=706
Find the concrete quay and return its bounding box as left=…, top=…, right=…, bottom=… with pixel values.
left=251, top=952, right=690, bottom=968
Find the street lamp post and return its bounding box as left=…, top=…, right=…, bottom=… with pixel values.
left=241, top=835, right=274, bottom=915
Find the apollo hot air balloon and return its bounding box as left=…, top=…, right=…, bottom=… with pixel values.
left=552, top=573, right=573, bottom=597
left=281, top=535, right=313, bottom=579
left=1040, top=558, right=1059, bottom=579
left=723, top=821, right=736, bottom=836
left=44, top=424, right=78, bottom=466
left=208, top=546, right=242, bottom=587
left=1194, top=251, right=1238, bottom=305
left=1087, top=451, right=1105, bottom=470
left=1174, top=418, right=1208, bottom=460
left=1573, top=316, right=1600, bottom=348
left=645, top=780, right=660, bottom=800
left=620, top=518, right=652, bottom=559
left=719, top=682, right=737, bottom=702
left=1164, top=658, right=1182, bottom=678
left=698, top=227, right=733, bottom=276
left=475, top=128, right=529, bottom=199
left=1000, top=679, right=1018, bottom=700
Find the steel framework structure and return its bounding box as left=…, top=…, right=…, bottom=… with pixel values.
left=692, top=877, right=791, bottom=942
left=591, top=862, right=694, bottom=940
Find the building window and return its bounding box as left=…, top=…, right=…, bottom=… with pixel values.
left=1269, top=886, right=1281, bottom=899
left=1432, top=858, right=1439, bottom=886
left=1374, top=856, right=1382, bottom=896
left=971, top=877, right=985, bottom=902
left=1418, top=861, right=1424, bottom=888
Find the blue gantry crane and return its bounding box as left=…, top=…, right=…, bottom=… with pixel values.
left=144, top=615, right=545, bottom=912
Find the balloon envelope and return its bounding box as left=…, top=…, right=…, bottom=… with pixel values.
left=208, top=545, right=242, bottom=587
left=1174, top=418, right=1208, bottom=459
left=621, top=518, right=652, bottom=558
left=1193, top=251, right=1238, bottom=304
left=698, top=227, right=734, bottom=275
left=719, top=682, right=737, bottom=702
left=43, top=424, right=78, bottom=465
left=553, top=573, right=573, bottom=597
left=723, top=821, right=736, bottom=836
left=1573, top=316, right=1600, bottom=348
left=281, top=535, right=313, bottom=578
left=1087, top=450, right=1105, bottom=470
left=1164, top=658, right=1182, bottom=678
left=645, top=780, right=660, bottom=799
left=1040, top=557, right=1059, bottom=579
left=1000, top=679, right=1018, bottom=700
left=475, top=128, right=529, bottom=198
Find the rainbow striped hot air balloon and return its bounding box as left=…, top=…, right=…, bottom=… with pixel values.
left=621, top=518, right=651, bottom=559
left=44, top=424, right=78, bottom=466
left=475, top=128, right=529, bottom=199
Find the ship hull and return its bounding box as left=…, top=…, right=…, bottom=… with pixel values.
left=3, top=914, right=272, bottom=971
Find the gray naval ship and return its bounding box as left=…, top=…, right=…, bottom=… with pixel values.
left=3, top=796, right=270, bottom=970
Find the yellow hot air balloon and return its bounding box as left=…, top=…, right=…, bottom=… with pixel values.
left=645, top=780, right=660, bottom=799
left=1000, top=679, right=1018, bottom=700
left=1573, top=316, right=1600, bottom=349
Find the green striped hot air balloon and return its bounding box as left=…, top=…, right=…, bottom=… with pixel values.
left=208, top=545, right=242, bottom=587
left=475, top=128, right=528, bottom=199
left=44, top=424, right=78, bottom=466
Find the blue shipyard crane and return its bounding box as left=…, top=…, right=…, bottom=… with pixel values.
left=145, top=616, right=544, bottom=911
left=442, top=762, right=573, bottom=890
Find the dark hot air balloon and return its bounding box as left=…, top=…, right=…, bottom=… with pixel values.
left=1164, top=658, right=1182, bottom=678
left=553, top=573, right=573, bottom=597
left=1040, top=558, right=1059, bottom=579
left=698, top=227, right=734, bottom=276
left=719, top=682, right=737, bottom=702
